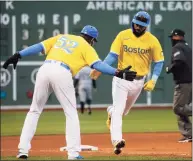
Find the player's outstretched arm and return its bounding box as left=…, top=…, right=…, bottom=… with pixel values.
left=3, top=43, right=44, bottom=69
left=90, top=52, right=118, bottom=80
left=19, top=43, right=44, bottom=57
left=103, top=52, right=118, bottom=65
left=91, top=61, right=136, bottom=81
left=144, top=61, right=164, bottom=91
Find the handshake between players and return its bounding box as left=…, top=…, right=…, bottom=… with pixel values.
left=90, top=65, right=137, bottom=81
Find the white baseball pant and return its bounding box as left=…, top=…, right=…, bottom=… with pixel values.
left=18, top=61, right=81, bottom=158
left=107, top=76, right=145, bottom=144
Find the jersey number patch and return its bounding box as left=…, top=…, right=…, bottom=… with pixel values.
left=54, top=36, right=78, bottom=54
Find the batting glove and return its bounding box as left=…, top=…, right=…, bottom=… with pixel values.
left=90, top=69, right=101, bottom=80
left=3, top=52, right=21, bottom=69
left=115, top=65, right=137, bottom=81
left=143, top=79, right=156, bottom=91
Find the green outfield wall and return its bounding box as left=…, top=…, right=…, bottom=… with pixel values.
left=0, top=1, right=192, bottom=107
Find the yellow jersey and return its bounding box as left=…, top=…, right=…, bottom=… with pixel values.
left=110, top=29, right=164, bottom=76
left=41, top=34, right=100, bottom=76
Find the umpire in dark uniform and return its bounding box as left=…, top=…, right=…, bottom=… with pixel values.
left=166, top=29, right=192, bottom=143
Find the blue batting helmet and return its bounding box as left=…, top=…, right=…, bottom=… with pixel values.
left=81, top=25, right=99, bottom=42
left=132, top=11, right=151, bottom=27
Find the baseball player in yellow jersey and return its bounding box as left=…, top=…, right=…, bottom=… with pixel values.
left=3, top=25, right=137, bottom=160
left=90, top=11, right=164, bottom=155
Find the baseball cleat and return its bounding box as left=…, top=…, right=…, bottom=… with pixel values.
left=106, top=113, right=111, bottom=130
left=178, top=136, right=192, bottom=143
left=68, top=155, right=84, bottom=160
left=113, top=139, right=126, bottom=155
left=16, top=153, right=28, bottom=159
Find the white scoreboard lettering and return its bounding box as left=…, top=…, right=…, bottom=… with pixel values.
left=22, top=29, right=29, bottom=40
left=37, top=29, right=45, bottom=40
left=0, top=14, right=10, bottom=25
left=1, top=68, right=11, bottom=87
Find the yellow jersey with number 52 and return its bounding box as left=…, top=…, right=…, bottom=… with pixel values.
left=41, top=34, right=100, bottom=76
left=110, top=29, right=164, bottom=76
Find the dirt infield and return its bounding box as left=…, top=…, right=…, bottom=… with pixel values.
left=1, top=132, right=192, bottom=158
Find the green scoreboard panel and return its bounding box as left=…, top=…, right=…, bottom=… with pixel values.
left=0, top=1, right=192, bottom=106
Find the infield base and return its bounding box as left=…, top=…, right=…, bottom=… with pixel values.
left=60, top=145, right=98, bottom=152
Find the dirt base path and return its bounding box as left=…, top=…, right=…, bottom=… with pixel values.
left=1, top=132, right=192, bottom=158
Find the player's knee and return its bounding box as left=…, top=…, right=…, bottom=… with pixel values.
left=29, top=103, right=43, bottom=114
left=29, top=108, right=42, bottom=115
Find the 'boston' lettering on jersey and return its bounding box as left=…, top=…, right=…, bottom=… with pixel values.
left=123, top=45, right=151, bottom=54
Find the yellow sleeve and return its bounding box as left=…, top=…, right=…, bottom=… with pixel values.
left=83, top=45, right=101, bottom=66
left=110, top=32, right=122, bottom=55
left=152, top=37, right=164, bottom=62
left=41, top=34, right=62, bottom=55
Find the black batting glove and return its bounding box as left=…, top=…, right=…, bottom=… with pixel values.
left=115, top=65, right=137, bottom=81
left=3, top=52, right=21, bottom=69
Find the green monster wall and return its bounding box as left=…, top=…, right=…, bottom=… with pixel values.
left=0, top=1, right=192, bottom=106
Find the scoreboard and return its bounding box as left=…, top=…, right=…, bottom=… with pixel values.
left=0, top=1, right=192, bottom=106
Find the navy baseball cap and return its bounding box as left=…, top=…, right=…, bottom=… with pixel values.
left=168, top=29, right=185, bottom=37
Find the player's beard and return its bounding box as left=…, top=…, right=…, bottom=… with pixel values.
left=90, top=38, right=95, bottom=46
left=132, top=23, right=146, bottom=37
left=90, top=41, right=94, bottom=46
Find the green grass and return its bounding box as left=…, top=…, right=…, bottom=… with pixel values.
left=1, top=109, right=191, bottom=160
left=1, top=109, right=178, bottom=136
left=1, top=156, right=191, bottom=160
